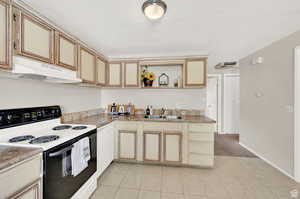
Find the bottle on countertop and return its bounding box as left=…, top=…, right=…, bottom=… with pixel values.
left=146, top=105, right=150, bottom=116
left=127, top=103, right=132, bottom=115
left=111, top=103, right=117, bottom=114
left=150, top=106, right=153, bottom=115
left=119, top=105, right=125, bottom=115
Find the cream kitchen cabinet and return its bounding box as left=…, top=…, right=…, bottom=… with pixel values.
left=143, top=131, right=162, bottom=162
left=55, top=31, right=77, bottom=71
left=163, top=131, right=182, bottom=163
left=15, top=9, right=54, bottom=64
left=96, top=56, right=107, bottom=86
left=0, top=0, right=10, bottom=69
left=79, top=46, right=96, bottom=83
left=0, top=154, right=43, bottom=199
left=107, top=62, right=122, bottom=87
left=187, top=123, right=214, bottom=167
left=185, top=58, right=207, bottom=87
left=97, top=123, right=114, bottom=176
left=124, top=62, right=139, bottom=87
left=118, top=130, right=137, bottom=160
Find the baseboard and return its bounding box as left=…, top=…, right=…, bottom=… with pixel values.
left=239, top=142, right=295, bottom=180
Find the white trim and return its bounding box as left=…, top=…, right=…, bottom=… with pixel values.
left=239, top=142, right=295, bottom=180
left=294, top=46, right=300, bottom=183
left=207, top=74, right=222, bottom=133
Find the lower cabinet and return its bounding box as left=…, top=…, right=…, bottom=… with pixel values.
left=143, top=131, right=162, bottom=162
left=114, top=121, right=215, bottom=167
left=97, top=124, right=114, bottom=176
left=163, top=131, right=182, bottom=163
left=0, top=154, right=43, bottom=199
left=10, top=180, right=42, bottom=199
left=118, top=130, right=137, bottom=160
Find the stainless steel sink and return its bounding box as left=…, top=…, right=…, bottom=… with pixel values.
left=144, top=115, right=182, bottom=120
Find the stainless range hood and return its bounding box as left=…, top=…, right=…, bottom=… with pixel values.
left=9, top=56, right=82, bottom=83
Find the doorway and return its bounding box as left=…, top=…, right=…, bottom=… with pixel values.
left=294, top=46, right=300, bottom=182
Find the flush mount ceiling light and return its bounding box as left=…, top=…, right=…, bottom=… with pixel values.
left=142, top=0, right=167, bottom=20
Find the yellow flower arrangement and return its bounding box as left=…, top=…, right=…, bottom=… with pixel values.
left=141, top=71, right=156, bottom=81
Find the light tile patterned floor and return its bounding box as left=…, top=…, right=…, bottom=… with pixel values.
left=90, top=156, right=300, bottom=199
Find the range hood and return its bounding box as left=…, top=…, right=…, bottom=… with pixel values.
left=10, top=56, right=82, bottom=83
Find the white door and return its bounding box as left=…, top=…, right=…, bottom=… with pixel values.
left=206, top=77, right=218, bottom=131
left=224, top=75, right=240, bottom=134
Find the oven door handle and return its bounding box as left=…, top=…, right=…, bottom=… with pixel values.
left=49, top=145, right=74, bottom=157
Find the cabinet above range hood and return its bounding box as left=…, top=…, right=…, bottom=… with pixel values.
left=6, top=56, right=82, bottom=84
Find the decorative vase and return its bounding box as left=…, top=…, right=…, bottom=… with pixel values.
left=143, top=78, right=153, bottom=87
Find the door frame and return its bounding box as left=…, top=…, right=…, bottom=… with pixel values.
left=207, top=74, right=222, bottom=133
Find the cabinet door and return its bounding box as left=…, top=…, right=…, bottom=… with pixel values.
left=17, top=11, right=54, bottom=63
left=108, top=62, right=122, bottom=87
left=55, top=32, right=77, bottom=70
left=143, top=131, right=161, bottom=162
left=96, top=57, right=107, bottom=86
left=124, top=62, right=139, bottom=87
left=79, top=46, right=96, bottom=83
left=98, top=125, right=114, bottom=176
left=118, top=130, right=137, bottom=160
left=10, top=179, right=41, bottom=199
left=185, top=58, right=207, bottom=87
left=0, top=0, right=10, bottom=69
left=163, top=131, right=182, bottom=163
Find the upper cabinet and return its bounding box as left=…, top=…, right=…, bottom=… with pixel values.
left=55, top=31, right=77, bottom=70
left=185, top=58, right=207, bottom=87
left=0, top=0, right=10, bottom=69
left=96, top=56, right=107, bottom=86
left=107, top=62, right=122, bottom=87
left=15, top=9, right=54, bottom=63
left=124, top=62, right=139, bottom=87
left=79, top=46, right=96, bottom=83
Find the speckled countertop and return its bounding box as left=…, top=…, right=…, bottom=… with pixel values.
left=66, top=113, right=216, bottom=128
left=0, top=145, right=42, bottom=171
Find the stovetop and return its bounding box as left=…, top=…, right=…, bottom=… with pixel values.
left=0, top=119, right=96, bottom=150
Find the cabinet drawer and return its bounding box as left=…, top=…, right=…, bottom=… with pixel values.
left=189, top=132, right=214, bottom=142
left=189, top=141, right=213, bottom=155
left=188, top=124, right=214, bottom=132
left=188, top=154, right=214, bottom=167
left=143, top=122, right=162, bottom=131
left=116, top=121, right=138, bottom=130
left=0, top=154, right=42, bottom=198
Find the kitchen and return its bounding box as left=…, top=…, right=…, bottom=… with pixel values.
left=0, top=0, right=300, bottom=199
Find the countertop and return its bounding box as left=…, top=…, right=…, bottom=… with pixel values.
left=66, top=113, right=216, bottom=128
left=0, top=145, right=42, bottom=171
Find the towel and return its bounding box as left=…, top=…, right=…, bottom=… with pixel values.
left=71, top=137, right=91, bottom=176
left=82, top=137, right=91, bottom=162
left=62, top=152, right=72, bottom=177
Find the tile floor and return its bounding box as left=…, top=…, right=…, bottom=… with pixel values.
left=90, top=157, right=300, bottom=199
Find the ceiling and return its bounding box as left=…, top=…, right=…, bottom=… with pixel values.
left=22, top=0, right=300, bottom=70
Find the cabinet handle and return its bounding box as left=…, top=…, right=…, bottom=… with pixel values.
left=49, top=145, right=74, bottom=157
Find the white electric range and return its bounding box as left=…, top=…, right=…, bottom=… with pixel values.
left=0, top=106, right=98, bottom=199
left=0, top=118, right=96, bottom=150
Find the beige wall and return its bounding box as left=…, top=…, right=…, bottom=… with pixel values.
left=239, top=30, right=300, bottom=176
left=0, top=77, right=101, bottom=113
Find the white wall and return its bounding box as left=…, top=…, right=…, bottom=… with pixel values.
left=239, top=30, right=300, bottom=177
left=100, top=88, right=206, bottom=110
left=0, top=77, right=101, bottom=113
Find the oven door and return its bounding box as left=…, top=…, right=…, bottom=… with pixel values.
left=43, top=130, right=97, bottom=199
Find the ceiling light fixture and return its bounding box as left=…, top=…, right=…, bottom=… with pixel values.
left=142, top=0, right=167, bottom=20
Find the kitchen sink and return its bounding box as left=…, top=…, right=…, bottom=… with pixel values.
left=144, top=115, right=182, bottom=120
